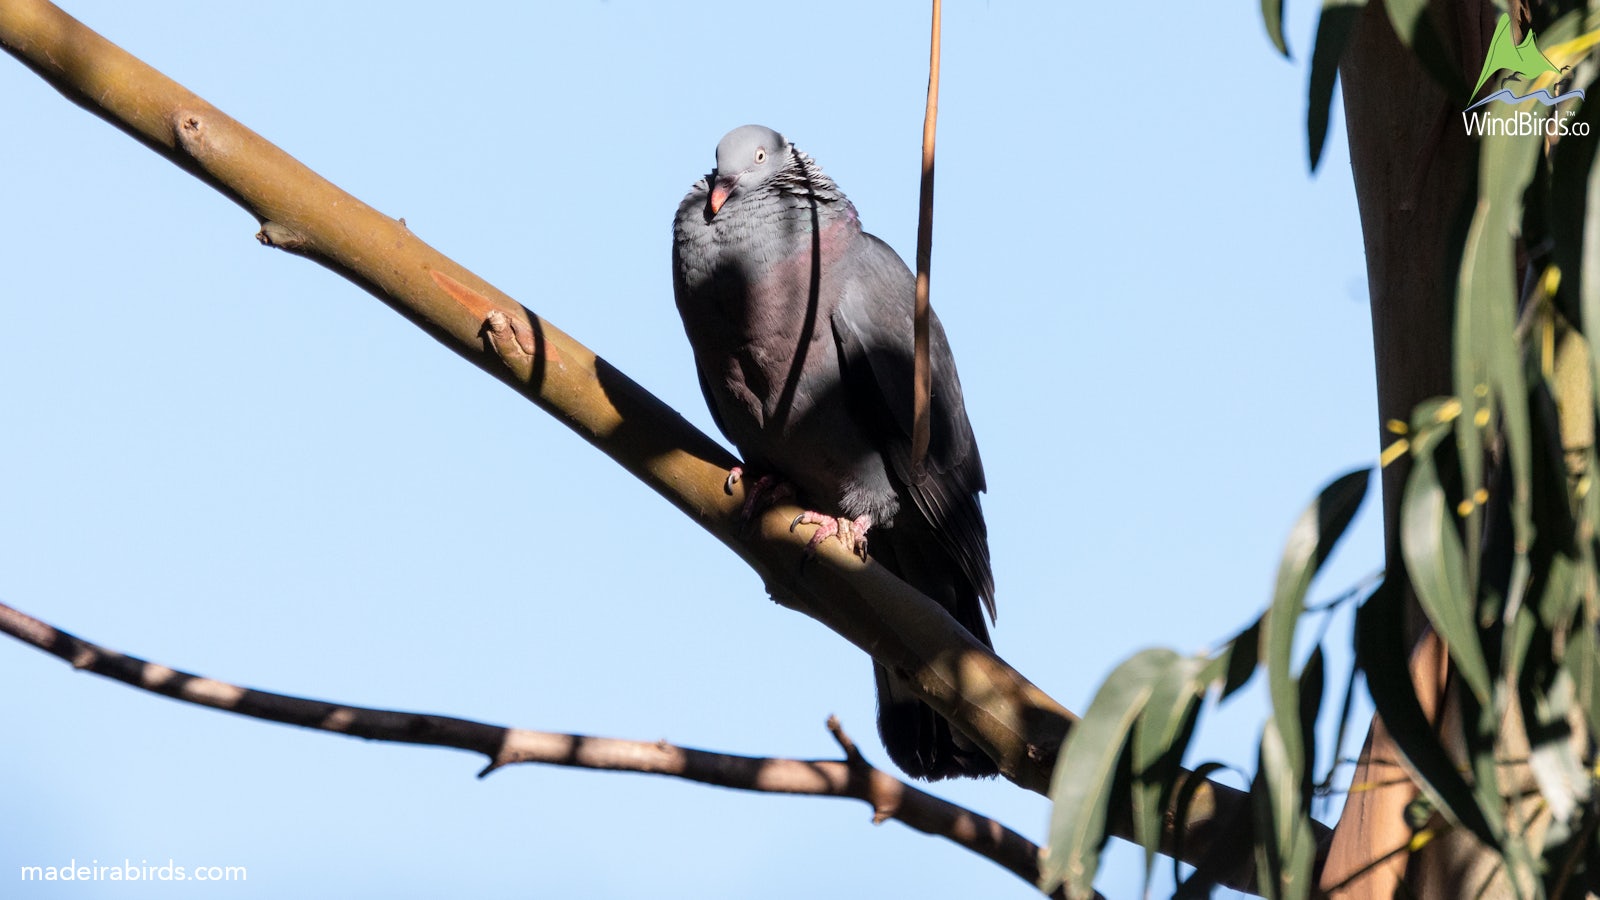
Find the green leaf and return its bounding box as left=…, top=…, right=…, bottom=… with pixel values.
left=1296, top=645, right=1326, bottom=800
left=1131, top=654, right=1209, bottom=892
left=1564, top=624, right=1600, bottom=741
left=1503, top=599, right=1539, bottom=709
left=1400, top=450, right=1495, bottom=704
left=1253, top=722, right=1316, bottom=900
left=1248, top=468, right=1365, bottom=899
left=1356, top=578, right=1501, bottom=847
left=1552, top=91, right=1600, bottom=419
left=1042, top=648, right=1175, bottom=898
left=1535, top=550, right=1579, bottom=636
left=1457, top=99, right=1542, bottom=613
left=1549, top=67, right=1600, bottom=334
left=1266, top=468, right=1369, bottom=783
left=1262, top=0, right=1290, bottom=56
left=1464, top=693, right=1511, bottom=873
left=1307, top=1, right=1364, bottom=171
left=1214, top=617, right=1263, bottom=700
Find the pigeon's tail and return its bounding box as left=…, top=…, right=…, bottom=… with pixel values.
left=874, top=666, right=998, bottom=780
left=870, top=525, right=1000, bottom=781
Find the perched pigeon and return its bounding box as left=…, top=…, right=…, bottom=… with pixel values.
left=671, top=125, right=997, bottom=780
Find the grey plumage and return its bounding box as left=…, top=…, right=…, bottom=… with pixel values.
left=672, top=125, right=996, bottom=780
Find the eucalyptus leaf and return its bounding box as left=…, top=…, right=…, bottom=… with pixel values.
left=1042, top=648, right=1175, bottom=898
left=1254, top=723, right=1313, bottom=900
left=1265, top=468, right=1368, bottom=788
left=1356, top=577, right=1500, bottom=846
left=1307, top=1, right=1364, bottom=171
left=1131, top=654, right=1209, bottom=893
left=1457, top=103, right=1542, bottom=608
left=1262, top=0, right=1289, bottom=56
left=1400, top=451, right=1495, bottom=704
left=1564, top=625, right=1600, bottom=742
left=1216, top=617, right=1264, bottom=700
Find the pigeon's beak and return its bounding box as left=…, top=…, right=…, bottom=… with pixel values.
left=708, top=174, right=738, bottom=216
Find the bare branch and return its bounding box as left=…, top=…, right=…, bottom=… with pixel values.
left=0, top=0, right=1294, bottom=890
left=0, top=599, right=1070, bottom=899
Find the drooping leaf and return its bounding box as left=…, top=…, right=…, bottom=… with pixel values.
left=1130, top=653, right=1209, bottom=892
left=1464, top=691, right=1511, bottom=874
left=1248, top=469, right=1367, bottom=898
left=1356, top=577, right=1501, bottom=847
left=1307, top=1, right=1365, bottom=171
left=1400, top=450, right=1495, bottom=704
left=1457, top=99, right=1543, bottom=611
left=1545, top=77, right=1600, bottom=425
left=1564, top=624, right=1600, bottom=742
left=1241, top=648, right=1325, bottom=900
left=1503, top=599, right=1540, bottom=714
left=1544, top=109, right=1600, bottom=600
left=1213, top=617, right=1264, bottom=700
left=1265, top=468, right=1369, bottom=787
left=1549, top=74, right=1600, bottom=333
left=1262, top=0, right=1290, bottom=56
left=1296, top=645, right=1326, bottom=803
left=1253, top=722, right=1315, bottom=900
left=1042, top=648, right=1175, bottom=898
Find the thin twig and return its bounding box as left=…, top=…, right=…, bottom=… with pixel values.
left=0, top=599, right=1069, bottom=900
left=1305, top=568, right=1385, bottom=613
left=910, top=0, right=940, bottom=475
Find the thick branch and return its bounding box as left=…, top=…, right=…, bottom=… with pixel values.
left=0, top=600, right=1071, bottom=899
left=0, top=0, right=1289, bottom=887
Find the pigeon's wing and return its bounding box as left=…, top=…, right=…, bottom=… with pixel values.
left=694, top=367, right=730, bottom=439
left=830, top=233, right=994, bottom=616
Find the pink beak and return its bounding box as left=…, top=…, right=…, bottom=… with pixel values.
left=708, top=175, right=737, bottom=216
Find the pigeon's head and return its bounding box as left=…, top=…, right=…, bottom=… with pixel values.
left=708, top=124, right=790, bottom=216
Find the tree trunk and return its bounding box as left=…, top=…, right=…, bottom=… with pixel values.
left=1322, top=1, right=1496, bottom=895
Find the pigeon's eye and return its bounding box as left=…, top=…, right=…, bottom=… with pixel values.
left=754, top=147, right=767, bottom=164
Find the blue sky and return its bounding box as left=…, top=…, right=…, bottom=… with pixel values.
left=1, top=2, right=1380, bottom=897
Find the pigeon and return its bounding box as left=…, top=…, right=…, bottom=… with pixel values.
left=671, top=124, right=997, bottom=780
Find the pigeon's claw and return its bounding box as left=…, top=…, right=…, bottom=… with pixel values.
left=790, top=511, right=872, bottom=560
left=725, top=467, right=795, bottom=528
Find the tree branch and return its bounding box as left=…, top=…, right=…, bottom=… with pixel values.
left=0, top=600, right=1075, bottom=900
left=0, top=0, right=1293, bottom=890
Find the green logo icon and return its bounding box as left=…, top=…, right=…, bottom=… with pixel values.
left=1468, top=13, right=1581, bottom=110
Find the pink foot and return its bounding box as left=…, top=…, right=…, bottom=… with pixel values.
left=790, top=511, right=872, bottom=560
left=724, top=466, right=794, bottom=525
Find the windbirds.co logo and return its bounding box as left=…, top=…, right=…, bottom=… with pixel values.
left=1462, top=13, right=1591, bottom=136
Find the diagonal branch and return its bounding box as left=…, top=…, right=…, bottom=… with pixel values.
left=0, top=0, right=1296, bottom=890
left=0, top=599, right=1075, bottom=900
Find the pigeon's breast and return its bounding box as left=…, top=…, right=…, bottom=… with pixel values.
left=671, top=188, right=893, bottom=518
